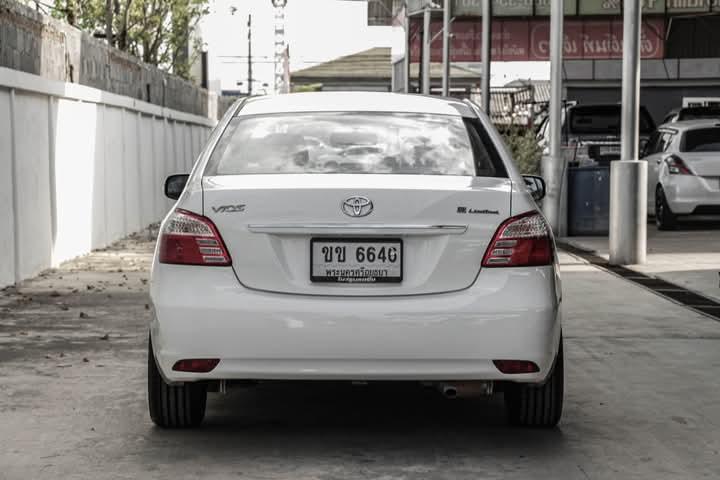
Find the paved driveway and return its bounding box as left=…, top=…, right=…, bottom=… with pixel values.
left=1, top=237, right=719, bottom=479
left=562, top=222, right=720, bottom=302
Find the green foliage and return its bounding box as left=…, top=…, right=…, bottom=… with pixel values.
left=292, top=83, right=323, bottom=93
left=51, top=0, right=209, bottom=80
left=500, top=126, right=543, bottom=175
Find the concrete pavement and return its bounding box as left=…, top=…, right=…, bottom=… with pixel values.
left=561, top=222, right=720, bottom=302
left=1, top=236, right=719, bottom=479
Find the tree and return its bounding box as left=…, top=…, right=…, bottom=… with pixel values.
left=500, top=126, right=543, bottom=175
left=52, top=0, right=209, bottom=80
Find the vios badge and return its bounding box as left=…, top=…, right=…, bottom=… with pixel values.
left=341, top=196, right=373, bottom=217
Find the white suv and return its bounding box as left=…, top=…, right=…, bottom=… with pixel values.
left=148, top=92, right=564, bottom=428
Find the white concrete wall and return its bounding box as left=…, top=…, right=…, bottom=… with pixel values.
left=0, top=67, right=215, bottom=287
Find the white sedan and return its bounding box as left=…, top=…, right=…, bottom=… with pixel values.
left=644, top=120, right=720, bottom=229
left=148, top=92, right=563, bottom=428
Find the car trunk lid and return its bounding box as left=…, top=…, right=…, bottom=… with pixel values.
left=682, top=152, right=720, bottom=177
left=202, top=174, right=511, bottom=296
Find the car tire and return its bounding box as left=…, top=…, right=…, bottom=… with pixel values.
left=655, top=186, right=677, bottom=231
left=504, top=339, right=564, bottom=428
left=148, top=338, right=207, bottom=428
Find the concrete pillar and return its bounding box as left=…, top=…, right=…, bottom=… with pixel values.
left=542, top=0, right=564, bottom=235
left=609, top=162, right=647, bottom=265
left=610, top=0, right=647, bottom=265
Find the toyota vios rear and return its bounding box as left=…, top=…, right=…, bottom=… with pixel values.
left=148, top=92, right=563, bottom=428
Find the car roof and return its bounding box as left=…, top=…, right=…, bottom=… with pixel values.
left=235, top=92, right=475, bottom=117
left=568, top=103, right=651, bottom=112
left=659, top=119, right=720, bottom=131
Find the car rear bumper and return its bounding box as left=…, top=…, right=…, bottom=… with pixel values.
left=150, top=264, right=562, bottom=384
left=663, top=176, right=720, bottom=215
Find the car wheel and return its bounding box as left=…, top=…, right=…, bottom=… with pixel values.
left=504, top=339, right=564, bottom=428
left=148, top=338, right=207, bottom=428
left=655, top=186, right=677, bottom=231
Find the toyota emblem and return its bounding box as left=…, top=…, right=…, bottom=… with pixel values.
left=341, top=196, right=373, bottom=217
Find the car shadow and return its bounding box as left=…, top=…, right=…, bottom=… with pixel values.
left=669, top=219, right=720, bottom=231
left=139, top=382, right=567, bottom=463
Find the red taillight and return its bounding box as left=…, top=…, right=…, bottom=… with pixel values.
left=159, top=209, right=232, bottom=266
left=493, top=360, right=540, bottom=374
left=665, top=155, right=693, bottom=175
left=482, top=211, right=554, bottom=267
left=172, top=359, right=220, bottom=373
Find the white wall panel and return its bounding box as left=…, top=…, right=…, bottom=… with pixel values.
left=151, top=117, right=167, bottom=221
left=13, top=92, right=52, bottom=280
left=184, top=124, right=193, bottom=171
left=0, top=89, right=16, bottom=285
left=122, top=108, right=141, bottom=234
left=52, top=98, right=97, bottom=265
left=91, top=102, right=107, bottom=250
left=138, top=114, right=155, bottom=228
left=165, top=119, right=178, bottom=212
left=103, top=106, right=126, bottom=243
left=0, top=69, right=213, bottom=287
left=191, top=125, right=201, bottom=163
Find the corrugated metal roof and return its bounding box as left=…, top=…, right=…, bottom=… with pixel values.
left=292, top=47, right=482, bottom=82
left=504, top=79, right=550, bottom=103
left=292, top=48, right=392, bottom=80
left=475, top=80, right=550, bottom=125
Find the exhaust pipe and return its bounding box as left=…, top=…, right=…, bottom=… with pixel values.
left=441, top=385, right=458, bottom=398
left=436, top=381, right=493, bottom=399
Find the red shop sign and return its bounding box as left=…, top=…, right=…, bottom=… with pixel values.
left=409, top=17, right=665, bottom=62
left=528, top=18, right=665, bottom=60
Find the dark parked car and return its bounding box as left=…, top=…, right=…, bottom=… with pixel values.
left=537, top=104, right=656, bottom=166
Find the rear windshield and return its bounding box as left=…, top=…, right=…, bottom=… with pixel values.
left=205, top=112, right=504, bottom=177
left=677, top=108, right=720, bottom=121
left=681, top=127, right=720, bottom=152
left=569, top=106, right=655, bottom=134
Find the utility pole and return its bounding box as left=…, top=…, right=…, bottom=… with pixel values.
left=609, top=0, right=646, bottom=265
left=247, top=14, right=253, bottom=96
left=480, top=0, right=491, bottom=112
left=441, top=0, right=451, bottom=96
left=421, top=2, right=431, bottom=95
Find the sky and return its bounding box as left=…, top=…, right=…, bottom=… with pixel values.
left=199, top=0, right=548, bottom=94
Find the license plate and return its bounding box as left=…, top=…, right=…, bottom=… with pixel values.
left=599, top=145, right=621, bottom=155
left=311, top=239, right=403, bottom=283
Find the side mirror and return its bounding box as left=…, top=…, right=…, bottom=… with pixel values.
left=164, top=174, right=189, bottom=200
left=523, top=175, right=546, bottom=202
